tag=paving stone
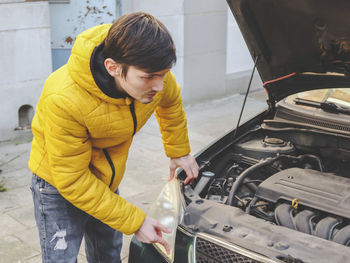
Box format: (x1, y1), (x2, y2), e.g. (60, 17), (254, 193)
(0, 141), (32, 173)
(1, 168), (32, 190)
(0, 195), (20, 213)
(119, 170), (165, 200)
(23, 254), (42, 263)
(0, 213), (26, 237)
(127, 144), (168, 167)
(132, 132), (164, 152)
(0, 186), (33, 213)
(15, 227), (41, 252)
(0, 235), (39, 263)
(7, 205), (36, 228)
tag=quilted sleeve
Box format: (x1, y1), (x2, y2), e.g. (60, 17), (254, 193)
(155, 72), (191, 158)
(43, 94), (145, 235)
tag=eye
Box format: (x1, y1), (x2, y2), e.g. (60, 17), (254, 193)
(142, 76), (154, 80)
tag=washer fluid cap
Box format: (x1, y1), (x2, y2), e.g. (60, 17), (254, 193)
(202, 171), (215, 177)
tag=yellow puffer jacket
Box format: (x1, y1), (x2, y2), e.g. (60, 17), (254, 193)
(28, 24), (190, 234)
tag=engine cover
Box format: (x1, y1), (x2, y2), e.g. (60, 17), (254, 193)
(255, 168), (350, 219)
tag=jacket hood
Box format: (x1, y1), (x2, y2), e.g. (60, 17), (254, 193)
(67, 24), (132, 105)
(227, 0), (350, 102)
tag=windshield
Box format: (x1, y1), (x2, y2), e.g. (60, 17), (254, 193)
(286, 88), (350, 109)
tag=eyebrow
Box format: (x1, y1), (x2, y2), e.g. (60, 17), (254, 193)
(148, 73), (164, 76)
(144, 72), (166, 77)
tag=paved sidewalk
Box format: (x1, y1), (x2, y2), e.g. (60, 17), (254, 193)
(0, 91), (267, 263)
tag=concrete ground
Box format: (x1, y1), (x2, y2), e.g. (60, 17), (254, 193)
(0, 90), (267, 263)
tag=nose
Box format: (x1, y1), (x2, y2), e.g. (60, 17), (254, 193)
(152, 79), (164, 92)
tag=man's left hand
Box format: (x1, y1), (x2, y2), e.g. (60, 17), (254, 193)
(169, 154), (199, 184)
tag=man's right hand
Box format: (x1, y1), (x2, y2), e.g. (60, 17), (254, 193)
(135, 216), (172, 254)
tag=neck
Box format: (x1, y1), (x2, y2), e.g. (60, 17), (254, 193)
(114, 77), (127, 95)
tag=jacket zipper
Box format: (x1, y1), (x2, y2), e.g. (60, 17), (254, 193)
(103, 149), (115, 188)
(129, 101), (137, 136)
(103, 102), (137, 188)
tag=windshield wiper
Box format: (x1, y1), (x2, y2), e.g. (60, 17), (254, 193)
(294, 98), (350, 115)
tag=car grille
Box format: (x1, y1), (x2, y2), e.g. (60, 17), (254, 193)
(195, 237), (263, 263)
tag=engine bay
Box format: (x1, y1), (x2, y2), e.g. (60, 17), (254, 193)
(191, 125), (350, 247)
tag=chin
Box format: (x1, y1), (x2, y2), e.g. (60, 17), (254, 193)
(139, 97), (154, 104)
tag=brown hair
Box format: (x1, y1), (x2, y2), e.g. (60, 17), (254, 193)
(104, 12), (176, 77)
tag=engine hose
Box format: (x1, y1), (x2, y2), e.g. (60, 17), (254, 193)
(245, 196), (258, 214)
(226, 156), (279, 206)
(299, 154), (324, 172)
(287, 154), (323, 172)
(246, 197), (274, 221)
(243, 179), (258, 192)
(226, 154), (325, 206)
(215, 154), (238, 178)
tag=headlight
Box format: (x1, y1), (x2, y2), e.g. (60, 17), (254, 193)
(148, 178), (184, 263)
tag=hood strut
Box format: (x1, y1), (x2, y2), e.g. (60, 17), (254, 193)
(233, 56), (259, 139)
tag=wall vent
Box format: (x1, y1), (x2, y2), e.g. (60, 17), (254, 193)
(17, 105), (34, 130)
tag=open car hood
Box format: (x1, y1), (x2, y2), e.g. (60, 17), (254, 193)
(227, 0), (350, 102)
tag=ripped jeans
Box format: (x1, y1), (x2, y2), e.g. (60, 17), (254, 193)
(31, 174), (123, 263)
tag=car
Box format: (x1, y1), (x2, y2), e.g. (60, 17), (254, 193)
(129, 0), (350, 262)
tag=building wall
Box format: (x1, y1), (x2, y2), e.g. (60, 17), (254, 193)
(122, 0), (228, 104)
(0, 1), (52, 140)
(0, 1), (265, 141)
(50, 1), (262, 103)
(226, 7), (263, 94)
(122, 0), (185, 93)
(182, 0), (227, 103)
(226, 8), (253, 74)
(49, 0), (118, 71)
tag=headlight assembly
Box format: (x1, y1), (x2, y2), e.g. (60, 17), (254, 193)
(147, 178), (184, 263)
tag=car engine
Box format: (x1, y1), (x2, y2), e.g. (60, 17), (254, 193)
(195, 130), (350, 247)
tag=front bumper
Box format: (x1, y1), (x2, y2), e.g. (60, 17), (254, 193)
(129, 189), (350, 263)
(128, 226), (278, 263)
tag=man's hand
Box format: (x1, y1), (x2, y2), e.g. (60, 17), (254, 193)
(135, 216), (172, 254)
(169, 154), (199, 184)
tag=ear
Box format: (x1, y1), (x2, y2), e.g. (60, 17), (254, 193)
(104, 58), (122, 77)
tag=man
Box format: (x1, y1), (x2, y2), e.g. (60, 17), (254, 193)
(29, 12), (198, 262)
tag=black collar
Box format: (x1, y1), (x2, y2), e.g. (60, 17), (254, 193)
(90, 41), (126, 99)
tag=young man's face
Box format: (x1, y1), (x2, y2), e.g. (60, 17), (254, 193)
(115, 66), (169, 104)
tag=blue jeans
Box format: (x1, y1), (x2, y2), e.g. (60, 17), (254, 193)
(31, 174), (123, 263)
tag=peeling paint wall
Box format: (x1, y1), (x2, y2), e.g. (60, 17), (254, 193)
(0, 1), (52, 141)
(49, 0), (118, 70)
